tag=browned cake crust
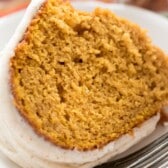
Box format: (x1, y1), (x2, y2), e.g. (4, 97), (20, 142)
(10, 0), (168, 150)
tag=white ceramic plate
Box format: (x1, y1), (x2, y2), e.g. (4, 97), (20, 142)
(0, 2), (168, 167)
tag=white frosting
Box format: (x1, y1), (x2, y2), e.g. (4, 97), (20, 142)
(0, 0), (161, 167)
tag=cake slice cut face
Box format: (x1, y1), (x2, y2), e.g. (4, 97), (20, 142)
(10, 0), (168, 151)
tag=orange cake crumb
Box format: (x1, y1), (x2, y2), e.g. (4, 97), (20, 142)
(10, 0), (168, 150)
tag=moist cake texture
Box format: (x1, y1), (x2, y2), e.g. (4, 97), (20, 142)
(10, 0), (168, 150)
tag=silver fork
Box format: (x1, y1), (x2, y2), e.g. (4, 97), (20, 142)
(95, 133), (168, 168)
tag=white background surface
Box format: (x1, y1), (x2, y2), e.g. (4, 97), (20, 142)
(0, 2), (168, 167)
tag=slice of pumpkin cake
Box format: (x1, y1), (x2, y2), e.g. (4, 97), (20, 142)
(0, 0), (168, 168)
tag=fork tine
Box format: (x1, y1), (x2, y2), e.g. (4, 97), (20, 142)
(135, 147), (168, 168)
(95, 133), (168, 168)
(144, 150), (168, 168)
(158, 158), (168, 168)
(129, 139), (168, 168)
